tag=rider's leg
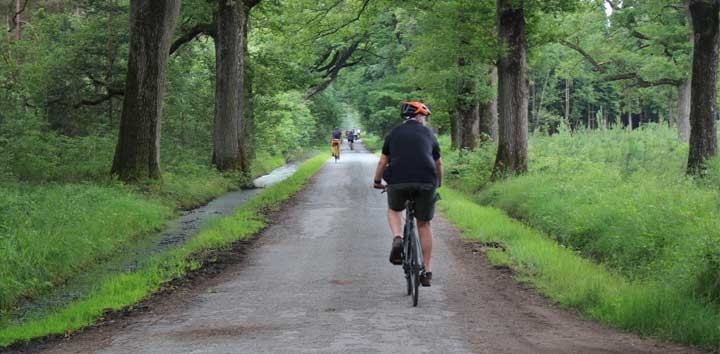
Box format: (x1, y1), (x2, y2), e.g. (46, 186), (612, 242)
(417, 220), (433, 272)
(387, 208), (403, 237)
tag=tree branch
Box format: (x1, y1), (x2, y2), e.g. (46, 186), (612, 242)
(559, 40), (682, 88)
(559, 39), (606, 72)
(631, 30), (651, 41)
(305, 37), (364, 99)
(85, 73), (124, 96)
(305, 0), (344, 26)
(8, 0), (29, 33)
(73, 92), (123, 108)
(245, 0), (262, 9)
(169, 22), (215, 55)
(602, 72), (681, 87)
(313, 0), (370, 40)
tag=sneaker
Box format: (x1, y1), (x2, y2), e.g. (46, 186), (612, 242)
(389, 236), (403, 265)
(419, 272), (432, 287)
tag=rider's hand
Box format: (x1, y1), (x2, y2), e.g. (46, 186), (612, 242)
(373, 180), (385, 190)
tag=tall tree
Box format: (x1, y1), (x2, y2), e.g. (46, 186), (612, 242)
(492, 0), (528, 178)
(686, 0), (719, 174)
(111, 0), (181, 181)
(212, 0), (260, 173)
(456, 55), (480, 150)
(678, 5), (693, 143)
(478, 67), (498, 141)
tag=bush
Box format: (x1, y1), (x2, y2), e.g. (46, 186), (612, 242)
(0, 131), (113, 183)
(475, 124), (720, 302)
(440, 135), (496, 193)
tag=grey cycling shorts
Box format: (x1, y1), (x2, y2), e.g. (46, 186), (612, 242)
(386, 183), (439, 221)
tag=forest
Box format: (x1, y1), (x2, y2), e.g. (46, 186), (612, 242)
(2, 0), (720, 351)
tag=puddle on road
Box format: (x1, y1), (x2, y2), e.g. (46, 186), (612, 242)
(1, 162), (300, 327)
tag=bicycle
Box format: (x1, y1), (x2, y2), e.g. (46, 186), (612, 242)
(378, 188), (425, 307)
(402, 198), (424, 306)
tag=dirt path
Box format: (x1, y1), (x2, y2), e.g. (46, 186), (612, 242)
(15, 145), (703, 354)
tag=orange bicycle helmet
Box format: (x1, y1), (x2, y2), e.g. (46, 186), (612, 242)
(400, 101), (431, 119)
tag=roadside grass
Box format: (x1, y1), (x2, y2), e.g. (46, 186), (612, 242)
(439, 187), (720, 350)
(0, 184), (173, 311)
(0, 146), (291, 317)
(0, 153), (327, 348)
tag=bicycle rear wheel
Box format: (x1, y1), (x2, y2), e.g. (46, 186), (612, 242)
(407, 235), (420, 306)
(405, 238), (412, 296)
(411, 259), (419, 306)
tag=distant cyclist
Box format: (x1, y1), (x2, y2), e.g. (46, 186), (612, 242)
(346, 129), (355, 150)
(331, 127), (342, 160)
(372, 101), (442, 287)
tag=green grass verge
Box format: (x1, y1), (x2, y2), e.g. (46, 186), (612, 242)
(0, 150), (295, 312)
(0, 153), (327, 348)
(0, 184), (173, 310)
(438, 187), (720, 350)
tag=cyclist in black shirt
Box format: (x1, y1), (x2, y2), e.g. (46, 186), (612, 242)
(372, 101), (442, 287)
(346, 129), (356, 150)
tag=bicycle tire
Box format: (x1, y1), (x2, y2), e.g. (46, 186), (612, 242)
(411, 243), (420, 307)
(413, 269), (420, 306)
(405, 237), (412, 296)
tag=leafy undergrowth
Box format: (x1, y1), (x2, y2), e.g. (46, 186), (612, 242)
(0, 153), (327, 348)
(439, 187), (720, 350)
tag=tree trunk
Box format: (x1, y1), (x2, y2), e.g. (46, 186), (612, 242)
(492, 0), (528, 179)
(678, 3), (693, 141)
(478, 67), (499, 141)
(530, 78), (536, 129)
(667, 89), (674, 128)
(687, 0), (719, 174)
(110, 0), (180, 181)
(239, 13), (255, 175)
(458, 100), (479, 150)
(536, 68), (551, 130)
(456, 71), (479, 149)
(677, 80), (691, 142)
(449, 109), (460, 150)
(564, 78), (571, 124)
(106, 0), (116, 126)
(213, 0), (250, 171)
(14, 0), (21, 41)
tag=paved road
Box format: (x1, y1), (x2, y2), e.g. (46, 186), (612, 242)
(24, 144), (702, 354)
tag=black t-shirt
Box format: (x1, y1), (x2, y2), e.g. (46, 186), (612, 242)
(332, 129), (342, 139)
(381, 120), (441, 185)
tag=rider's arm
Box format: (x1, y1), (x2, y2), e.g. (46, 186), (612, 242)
(432, 135), (442, 187)
(435, 158), (443, 188)
(373, 154), (390, 186)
